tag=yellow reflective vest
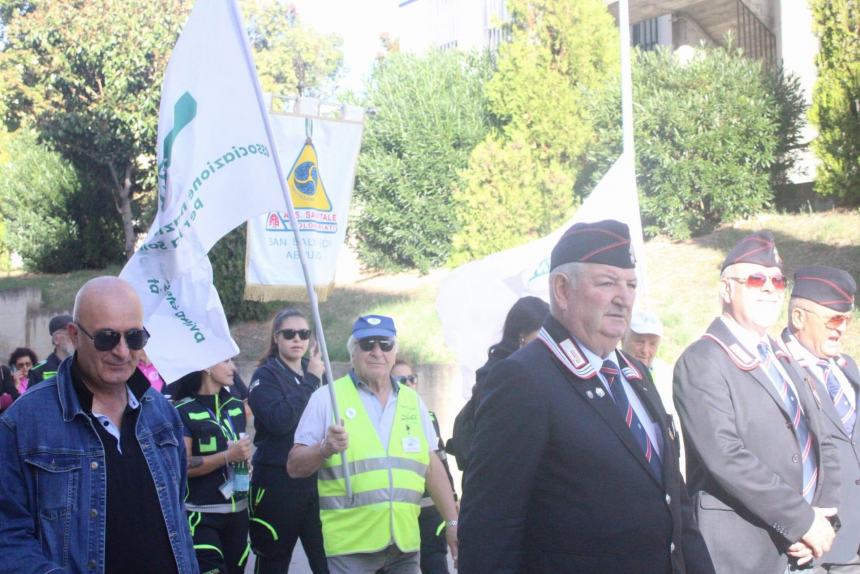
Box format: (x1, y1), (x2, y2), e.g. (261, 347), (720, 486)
(318, 375), (429, 556)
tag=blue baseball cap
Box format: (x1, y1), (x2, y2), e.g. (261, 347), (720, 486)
(352, 314), (396, 339)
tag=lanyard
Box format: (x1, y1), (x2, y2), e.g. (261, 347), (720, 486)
(200, 393), (238, 442)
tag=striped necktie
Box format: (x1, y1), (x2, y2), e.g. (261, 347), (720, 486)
(818, 359), (856, 437)
(601, 360), (662, 483)
(758, 343), (818, 502)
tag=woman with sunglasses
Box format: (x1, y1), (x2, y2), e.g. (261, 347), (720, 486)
(247, 308), (328, 574)
(172, 359), (252, 574)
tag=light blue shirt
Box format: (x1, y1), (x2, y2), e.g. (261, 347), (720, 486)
(294, 370), (438, 451)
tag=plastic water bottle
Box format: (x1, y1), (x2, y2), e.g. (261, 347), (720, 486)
(232, 432), (250, 493)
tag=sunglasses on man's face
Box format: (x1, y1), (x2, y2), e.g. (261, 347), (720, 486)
(75, 323), (150, 352)
(798, 306), (853, 330)
(728, 273), (788, 291)
(395, 375), (417, 385)
(358, 337), (395, 352)
(278, 328), (311, 341)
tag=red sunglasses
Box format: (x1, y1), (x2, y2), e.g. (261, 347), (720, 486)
(728, 273), (788, 291)
(798, 306), (853, 330)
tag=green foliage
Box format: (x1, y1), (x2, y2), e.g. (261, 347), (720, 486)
(209, 225), (278, 322)
(0, 130), (122, 271)
(354, 50), (492, 272)
(581, 45), (791, 239)
(809, 0), (860, 202)
(452, 0), (619, 261)
(0, 0), (191, 257)
(245, 0), (343, 97)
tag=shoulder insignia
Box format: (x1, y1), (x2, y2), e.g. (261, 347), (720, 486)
(701, 333), (758, 371)
(616, 350), (643, 381)
(537, 328), (597, 379)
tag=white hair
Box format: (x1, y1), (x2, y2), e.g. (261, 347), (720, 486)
(548, 261), (587, 316)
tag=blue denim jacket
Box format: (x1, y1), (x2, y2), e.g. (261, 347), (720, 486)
(0, 358), (199, 574)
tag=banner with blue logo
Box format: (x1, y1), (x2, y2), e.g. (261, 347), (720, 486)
(244, 97), (364, 302)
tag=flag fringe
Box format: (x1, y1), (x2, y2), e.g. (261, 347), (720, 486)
(243, 283), (333, 303)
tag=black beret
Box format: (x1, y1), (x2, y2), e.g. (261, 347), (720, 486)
(49, 314), (73, 334)
(792, 265), (856, 312)
(550, 220), (635, 271)
(721, 231), (782, 271)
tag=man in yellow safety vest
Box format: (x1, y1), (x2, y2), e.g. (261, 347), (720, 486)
(288, 314), (459, 574)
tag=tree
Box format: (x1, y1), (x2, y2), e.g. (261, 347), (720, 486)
(452, 0), (619, 262)
(809, 0), (860, 203)
(354, 50), (492, 272)
(0, 0), (343, 265)
(0, 0), (190, 259)
(0, 129), (122, 271)
(580, 45), (802, 239)
(244, 0), (343, 97)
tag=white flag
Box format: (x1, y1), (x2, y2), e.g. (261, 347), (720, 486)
(244, 97), (365, 302)
(120, 0), (285, 382)
(436, 152), (645, 397)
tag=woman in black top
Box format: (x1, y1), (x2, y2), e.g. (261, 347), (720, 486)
(173, 359), (252, 574)
(447, 296), (549, 471)
(248, 308), (328, 573)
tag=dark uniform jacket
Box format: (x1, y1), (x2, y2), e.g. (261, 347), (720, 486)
(459, 315), (714, 574)
(248, 356), (319, 474)
(782, 328), (860, 564)
(175, 389), (247, 507)
(674, 318), (841, 574)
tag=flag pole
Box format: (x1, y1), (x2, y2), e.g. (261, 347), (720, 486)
(227, 0), (351, 496)
(618, 0), (635, 160)
(617, 0), (648, 306)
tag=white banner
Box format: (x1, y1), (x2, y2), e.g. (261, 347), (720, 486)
(120, 0), (285, 383)
(244, 98), (365, 302)
(436, 152), (645, 397)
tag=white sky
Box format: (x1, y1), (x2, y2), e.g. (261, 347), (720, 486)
(289, 0), (402, 93)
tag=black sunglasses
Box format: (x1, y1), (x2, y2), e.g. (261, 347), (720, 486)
(278, 328), (311, 341)
(358, 337), (395, 352)
(75, 323), (150, 352)
(395, 375), (417, 385)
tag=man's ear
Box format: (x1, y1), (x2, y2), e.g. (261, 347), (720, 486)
(718, 277), (732, 305)
(550, 273), (569, 313)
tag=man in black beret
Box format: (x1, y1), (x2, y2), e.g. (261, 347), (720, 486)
(459, 219), (714, 574)
(781, 265), (859, 573)
(674, 232), (841, 573)
(28, 313), (75, 385)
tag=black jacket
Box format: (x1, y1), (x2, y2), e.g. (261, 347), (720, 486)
(459, 315), (714, 574)
(248, 355), (319, 479)
(175, 389), (247, 507)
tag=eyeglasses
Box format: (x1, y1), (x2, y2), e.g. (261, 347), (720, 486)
(797, 306), (853, 330)
(727, 273), (788, 291)
(278, 329), (311, 341)
(358, 337), (395, 352)
(395, 375), (417, 385)
(75, 323), (150, 352)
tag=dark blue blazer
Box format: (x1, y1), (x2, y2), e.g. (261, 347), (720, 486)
(459, 316), (714, 574)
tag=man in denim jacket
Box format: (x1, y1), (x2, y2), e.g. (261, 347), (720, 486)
(0, 276), (198, 574)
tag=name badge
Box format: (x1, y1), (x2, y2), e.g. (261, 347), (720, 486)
(219, 478), (234, 500)
(402, 436), (421, 453)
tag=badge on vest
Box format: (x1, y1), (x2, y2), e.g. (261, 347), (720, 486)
(402, 436), (421, 453)
(345, 407), (356, 419)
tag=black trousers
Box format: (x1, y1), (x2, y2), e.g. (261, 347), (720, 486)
(188, 509), (249, 574)
(249, 464), (328, 574)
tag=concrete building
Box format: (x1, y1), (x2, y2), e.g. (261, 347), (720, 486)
(607, 0), (820, 184)
(397, 0), (819, 185)
(396, 0), (509, 54)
